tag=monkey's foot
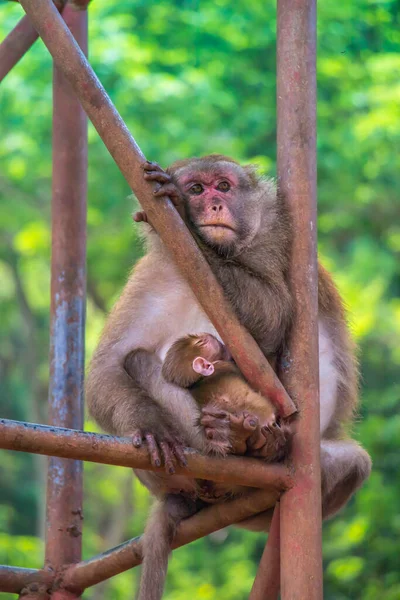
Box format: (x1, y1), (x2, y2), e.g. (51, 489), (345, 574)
(228, 411), (259, 455)
(141, 160), (185, 218)
(247, 420), (292, 462)
(200, 407), (232, 456)
(131, 429), (188, 474)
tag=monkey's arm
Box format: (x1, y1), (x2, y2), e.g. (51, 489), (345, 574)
(214, 265), (293, 358)
(124, 348), (207, 453)
(86, 353), (189, 471)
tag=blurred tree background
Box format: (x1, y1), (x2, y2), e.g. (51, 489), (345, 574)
(0, 0), (399, 598)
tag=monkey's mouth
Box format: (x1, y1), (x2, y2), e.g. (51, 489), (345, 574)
(198, 224), (236, 232)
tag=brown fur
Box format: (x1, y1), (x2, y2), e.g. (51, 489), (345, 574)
(86, 155), (371, 600)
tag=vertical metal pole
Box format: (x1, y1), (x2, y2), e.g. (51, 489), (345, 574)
(45, 2), (87, 593)
(277, 0), (323, 599)
(249, 504), (281, 600)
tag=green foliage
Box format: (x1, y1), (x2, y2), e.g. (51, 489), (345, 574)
(0, 1), (399, 599)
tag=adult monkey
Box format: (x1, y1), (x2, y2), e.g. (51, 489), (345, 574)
(86, 154), (371, 526)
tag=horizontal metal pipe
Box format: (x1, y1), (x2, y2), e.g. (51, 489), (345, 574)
(18, 0), (296, 419)
(0, 419), (293, 491)
(0, 567), (52, 595)
(62, 488), (279, 591)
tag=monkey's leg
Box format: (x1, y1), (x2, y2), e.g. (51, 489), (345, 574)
(321, 439), (371, 519)
(139, 494), (199, 600)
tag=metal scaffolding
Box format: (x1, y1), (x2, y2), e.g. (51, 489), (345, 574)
(0, 1), (322, 598)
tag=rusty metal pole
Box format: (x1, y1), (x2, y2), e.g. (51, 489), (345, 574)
(0, 419), (293, 491)
(0, 2), (65, 83)
(0, 15), (38, 82)
(45, 2), (88, 594)
(62, 488), (280, 591)
(277, 0), (323, 599)
(249, 504), (281, 600)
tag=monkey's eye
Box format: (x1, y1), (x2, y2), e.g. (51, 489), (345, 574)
(217, 181), (230, 192)
(189, 184), (204, 195)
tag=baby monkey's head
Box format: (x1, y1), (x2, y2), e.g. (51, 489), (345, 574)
(162, 333), (231, 388)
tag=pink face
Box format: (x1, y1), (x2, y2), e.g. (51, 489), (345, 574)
(176, 163), (251, 252)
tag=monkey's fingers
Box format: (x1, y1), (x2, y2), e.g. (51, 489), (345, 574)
(200, 414), (230, 429)
(152, 183), (182, 203)
(243, 414), (259, 431)
(143, 170), (171, 184)
(145, 433), (162, 468)
(131, 430), (143, 447)
(201, 407), (229, 419)
(160, 442), (176, 474)
(247, 428), (269, 452)
(172, 443), (188, 468)
(261, 421), (281, 438)
(133, 211), (148, 223)
(141, 160), (162, 171)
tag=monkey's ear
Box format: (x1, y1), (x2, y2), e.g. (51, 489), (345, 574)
(192, 357), (215, 377)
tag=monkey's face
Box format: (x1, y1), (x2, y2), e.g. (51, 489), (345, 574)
(171, 158), (260, 256)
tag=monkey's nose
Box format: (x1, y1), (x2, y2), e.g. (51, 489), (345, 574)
(211, 204), (223, 213)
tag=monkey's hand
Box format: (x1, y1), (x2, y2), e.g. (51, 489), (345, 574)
(200, 406), (233, 457)
(246, 419), (292, 462)
(140, 160), (186, 221)
(200, 405), (259, 456)
(228, 411), (260, 455)
(132, 424), (188, 475)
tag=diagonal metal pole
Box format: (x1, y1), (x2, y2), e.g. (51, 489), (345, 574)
(44, 2), (88, 594)
(18, 0), (296, 419)
(0, 488), (281, 594)
(277, 0), (323, 598)
(0, 2), (65, 83)
(0, 15), (38, 82)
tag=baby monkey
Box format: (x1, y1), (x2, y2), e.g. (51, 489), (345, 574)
(162, 333), (291, 461)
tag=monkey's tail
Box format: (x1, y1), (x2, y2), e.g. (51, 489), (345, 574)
(138, 495), (196, 600)
(138, 499), (172, 600)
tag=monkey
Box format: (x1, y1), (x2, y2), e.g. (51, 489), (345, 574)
(86, 155), (371, 600)
(162, 332), (291, 459)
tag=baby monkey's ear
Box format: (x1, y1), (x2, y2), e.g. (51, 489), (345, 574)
(192, 357), (215, 377)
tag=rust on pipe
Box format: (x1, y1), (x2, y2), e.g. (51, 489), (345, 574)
(0, 567), (52, 595)
(0, 419), (294, 491)
(19, 583), (50, 600)
(45, 1), (87, 581)
(18, 0), (296, 419)
(277, 0), (323, 598)
(0, 2), (65, 83)
(62, 488), (279, 591)
(0, 15), (38, 82)
(249, 503), (281, 600)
